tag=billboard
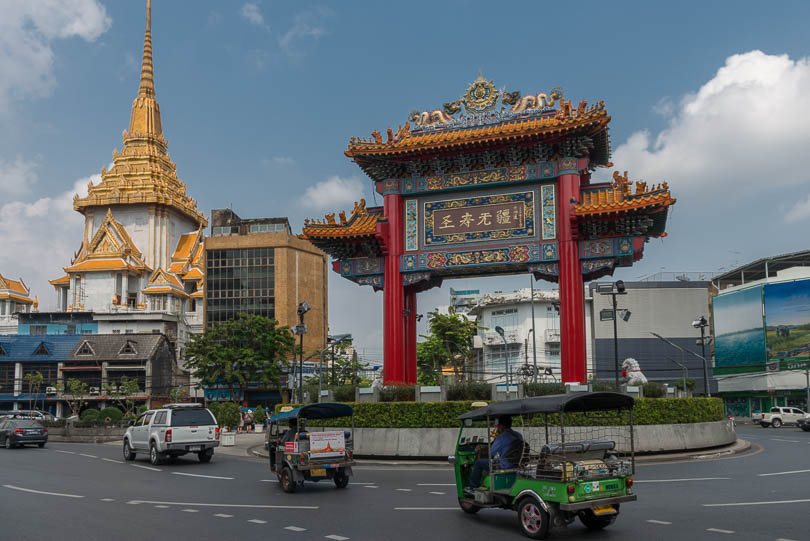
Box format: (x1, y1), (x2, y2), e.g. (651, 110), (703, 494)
(713, 286), (765, 367)
(764, 280), (810, 360)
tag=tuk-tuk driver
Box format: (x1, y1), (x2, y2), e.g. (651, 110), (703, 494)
(281, 418), (298, 443)
(467, 415), (523, 491)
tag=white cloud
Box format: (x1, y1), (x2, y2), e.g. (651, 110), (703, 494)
(239, 3), (269, 31)
(606, 51), (810, 200)
(279, 8), (333, 56)
(0, 170), (100, 309)
(272, 156), (295, 165)
(785, 194), (810, 223)
(0, 157), (39, 198)
(298, 176), (365, 211)
(0, 0), (111, 112)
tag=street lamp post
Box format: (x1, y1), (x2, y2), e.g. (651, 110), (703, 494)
(495, 326), (510, 399)
(692, 316), (712, 397)
(295, 301), (311, 403)
(529, 276), (538, 383)
(597, 281), (629, 391)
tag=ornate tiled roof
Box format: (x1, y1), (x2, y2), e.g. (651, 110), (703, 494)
(0, 273), (29, 295)
(49, 275), (70, 286)
(0, 293), (34, 304)
(62, 209), (150, 275)
(64, 259), (143, 273)
(575, 171), (676, 218)
(302, 199), (382, 240)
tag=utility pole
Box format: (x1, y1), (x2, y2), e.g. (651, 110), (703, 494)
(530, 276), (538, 383)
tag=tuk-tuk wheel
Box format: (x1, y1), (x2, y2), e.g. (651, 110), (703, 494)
(281, 466), (297, 493)
(334, 472), (349, 488)
(458, 498), (480, 514)
(578, 508), (617, 530)
(517, 497), (550, 539)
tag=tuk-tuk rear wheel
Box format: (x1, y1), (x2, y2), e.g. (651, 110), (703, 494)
(281, 466), (297, 493)
(458, 498), (480, 514)
(334, 472), (349, 488)
(517, 497), (550, 539)
(579, 509), (616, 530)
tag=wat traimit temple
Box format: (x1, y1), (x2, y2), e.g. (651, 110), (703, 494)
(49, 0), (206, 348)
(0, 273), (35, 334)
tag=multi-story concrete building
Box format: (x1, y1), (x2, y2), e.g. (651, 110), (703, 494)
(205, 208), (328, 359)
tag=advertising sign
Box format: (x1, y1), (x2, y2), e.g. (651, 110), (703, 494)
(713, 286), (766, 367)
(764, 280), (810, 360)
(284, 441), (298, 453)
(310, 431), (346, 459)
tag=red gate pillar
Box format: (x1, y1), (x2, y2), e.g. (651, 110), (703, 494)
(404, 289), (417, 385)
(383, 193), (406, 384)
(557, 173), (587, 383)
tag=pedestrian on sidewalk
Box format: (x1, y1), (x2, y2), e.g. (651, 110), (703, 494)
(237, 411), (244, 434)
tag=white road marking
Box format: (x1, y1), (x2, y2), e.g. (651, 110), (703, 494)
(260, 479), (279, 483)
(363, 485), (379, 488)
(757, 469), (810, 477)
(647, 520), (672, 525)
(79, 453), (98, 458)
(102, 458), (123, 464)
(325, 535), (349, 540)
(771, 438), (800, 443)
(396, 489), (412, 492)
(704, 498), (810, 507)
(3, 485), (83, 499)
(127, 499), (318, 509)
(100, 498), (115, 502)
(417, 483), (455, 486)
(349, 482), (375, 485)
(248, 519), (267, 524)
(131, 464), (161, 472)
(285, 526), (307, 532)
(635, 477), (731, 483)
(429, 491), (446, 495)
(214, 514), (233, 518)
(706, 528), (734, 534)
(182, 509), (199, 513)
(54, 450), (75, 455)
(775, 538), (799, 541)
(154, 505), (170, 508)
(172, 472), (234, 480)
(394, 507), (458, 510)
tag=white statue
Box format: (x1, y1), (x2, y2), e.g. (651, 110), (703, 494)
(621, 358), (647, 386)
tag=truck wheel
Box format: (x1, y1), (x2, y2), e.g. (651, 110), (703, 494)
(579, 509), (616, 530)
(802, 426), (810, 432)
(334, 471), (349, 489)
(517, 497), (550, 539)
(458, 498), (480, 514)
(760, 422), (769, 428)
(772, 418), (782, 428)
(123, 440), (136, 461)
(198, 448), (213, 463)
(149, 442), (164, 466)
(281, 466), (297, 493)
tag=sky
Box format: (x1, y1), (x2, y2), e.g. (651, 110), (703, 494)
(2, 0), (810, 365)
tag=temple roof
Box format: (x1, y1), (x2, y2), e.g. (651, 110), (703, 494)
(345, 74), (611, 181)
(301, 199), (385, 258)
(73, 0), (206, 227)
(0, 273), (29, 296)
(575, 171), (676, 219)
(63, 209), (150, 275)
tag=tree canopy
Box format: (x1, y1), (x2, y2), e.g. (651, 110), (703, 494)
(417, 309), (480, 384)
(185, 314), (295, 402)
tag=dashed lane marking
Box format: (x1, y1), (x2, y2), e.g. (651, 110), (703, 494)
(394, 507), (458, 511)
(154, 505), (170, 509)
(131, 464), (161, 472)
(635, 477), (731, 483)
(706, 528), (734, 534)
(79, 453), (98, 458)
(646, 520), (672, 525)
(100, 498), (115, 502)
(417, 483), (455, 486)
(757, 469), (810, 477)
(363, 485), (379, 489)
(102, 458), (123, 464)
(429, 492), (446, 495)
(248, 519), (267, 524)
(349, 482), (375, 485)
(775, 538), (799, 541)
(770, 439), (800, 443)
(260, 479), (279, 482)
(214, 514), (233, 518)
(182, 509), (199, 513)
(127, 500), (318, 509)
(704, 498), (810, 507)
(54, 450), (75, 455)
(325, 536), (350, 540)
(172, 472), (234, 480)
(3, 485), (83, 498)
(285, 526), (307, 532)
(396, 489), (412, 492)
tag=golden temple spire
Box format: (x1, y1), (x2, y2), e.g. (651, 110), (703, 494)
(128, 0), (162, 137)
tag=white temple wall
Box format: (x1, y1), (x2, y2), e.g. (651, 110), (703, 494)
(82, 272), (117, 312)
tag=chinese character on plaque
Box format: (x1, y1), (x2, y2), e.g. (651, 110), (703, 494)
(477, 212), (492, 226)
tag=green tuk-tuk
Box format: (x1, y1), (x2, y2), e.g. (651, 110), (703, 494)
(450, 392), (636, 539)
(267, 403), (355, 493)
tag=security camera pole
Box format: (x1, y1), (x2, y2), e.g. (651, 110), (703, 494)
(494, 326), (510, 399)
(295, 301), (311, 403)
(692, 316), (712, 397)
(597, 281), (628, 392)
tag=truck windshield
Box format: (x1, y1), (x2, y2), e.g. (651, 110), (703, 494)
(170, 409), (215, 427)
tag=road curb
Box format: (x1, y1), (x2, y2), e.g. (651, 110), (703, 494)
(635, 438), (752, 463)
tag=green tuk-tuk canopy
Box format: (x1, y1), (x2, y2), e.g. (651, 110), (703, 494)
(269, 402), (354, 422)
(457, 392), (634, 422)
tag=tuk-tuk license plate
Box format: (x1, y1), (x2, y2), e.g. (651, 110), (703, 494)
(189, 446), (201, 452)
(592, 505), (616, 516)
(311, 468), (326, 477)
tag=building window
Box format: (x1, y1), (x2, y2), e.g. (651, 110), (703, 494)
(125, 329), (134, 334)
(30, 325), (47, 335)
(112, 329), (121, 334)
(33, 342), (50, 356)
(76, 341), (94, 356)
(491, 308), (518, 332)
(249, 223), (287, 234)
(212, 226), (240, 236)
(205, 247), (275, 326)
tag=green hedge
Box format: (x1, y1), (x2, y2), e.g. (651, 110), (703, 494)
(99, 407), (123, 422)
(275, 398), (724, 428)
(80, 409), (100, 421)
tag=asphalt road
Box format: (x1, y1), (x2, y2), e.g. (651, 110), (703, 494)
(0, 425), (807, 541)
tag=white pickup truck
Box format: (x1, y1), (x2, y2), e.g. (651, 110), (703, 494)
(123, 404), (219, 465)
(759, 406), (809, 428)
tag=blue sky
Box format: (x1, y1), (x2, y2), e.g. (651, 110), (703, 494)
(2, 1), (810, 361)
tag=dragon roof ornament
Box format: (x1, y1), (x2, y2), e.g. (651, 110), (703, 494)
(405, 71), (564, 132)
